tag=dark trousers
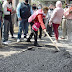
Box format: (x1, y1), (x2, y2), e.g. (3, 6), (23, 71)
(10, 20), (14, 37)
(47, 25), (52, 36)
(30, 22), (34, 32)
(28, 30), (38, 43)
(39, 26), (42, 38)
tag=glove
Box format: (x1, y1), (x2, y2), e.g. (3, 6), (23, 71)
(43, 29), (46, 33)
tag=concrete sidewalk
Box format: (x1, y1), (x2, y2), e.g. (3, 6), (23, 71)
(0, 29), (72, 57)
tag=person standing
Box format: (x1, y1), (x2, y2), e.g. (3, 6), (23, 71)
(0, 0), (3, 45)
(64, 5), (72, 45)
(2, 0), (16, 44)
(9, 0), (16, 38)
(61, 5), (68, 39)
(49, 1), (64, 43)
(45, 4), (54, 37)
(17, 0), (31, 42)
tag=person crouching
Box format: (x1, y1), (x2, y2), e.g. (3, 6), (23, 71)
(27, 7), (48, 46)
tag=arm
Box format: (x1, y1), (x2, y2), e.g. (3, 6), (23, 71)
(49, 9), (57, 26)
(16, 3), (21, 19)
(38, 14), (46, 30)
(0, 3), (3, 19)
(64, 8), (69, 18)
(49, 9), (57, 22)
(30, 6), (33, 15)
(2, 3), (10, 15)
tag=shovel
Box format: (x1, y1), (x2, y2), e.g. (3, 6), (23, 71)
(45, 31), (60, 51)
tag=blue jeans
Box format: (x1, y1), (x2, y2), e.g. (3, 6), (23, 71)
(0, 19), (1, 28)
(18, 19), (29, 39)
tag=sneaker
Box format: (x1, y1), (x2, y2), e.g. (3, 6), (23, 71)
(26, 39), (31, 42)
(44, 34), (47, 37)
(2, 41), (10, 45)
(6, 41), (11, 43)
(53, 40), (58, 43)
(17, 39), (21, 42)
(11, 36), (15, 38)
(2, 40), (11, 45)
(24, 35), (26, 38)
(34, 42), (39, 46)
(60, 37), (65, 39)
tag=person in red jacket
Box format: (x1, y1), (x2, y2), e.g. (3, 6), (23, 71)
(27, 7), (48, 46)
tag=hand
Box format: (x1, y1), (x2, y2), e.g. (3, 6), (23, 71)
(18, 18), (22, 21)
(43, 29), (46, 33)
(11, 10), (16, 14)
(0, 16), (1, 19)
(49, 21), (52, 27)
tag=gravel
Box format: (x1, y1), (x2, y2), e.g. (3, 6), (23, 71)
(0, 46), (72, 72)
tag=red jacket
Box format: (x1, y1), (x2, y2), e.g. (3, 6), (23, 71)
(33, 14), (46, 30)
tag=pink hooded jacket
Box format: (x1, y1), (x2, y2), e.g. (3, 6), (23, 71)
(49, 1), (64, 24)
(28, 9), (43, 23)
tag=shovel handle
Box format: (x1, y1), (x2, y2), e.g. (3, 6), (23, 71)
(45, 32), (60, 51)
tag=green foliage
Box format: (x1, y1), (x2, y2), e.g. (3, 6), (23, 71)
(62, 3), (66, 8)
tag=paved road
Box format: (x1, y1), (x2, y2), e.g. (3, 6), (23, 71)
(0, 30), (72, 72)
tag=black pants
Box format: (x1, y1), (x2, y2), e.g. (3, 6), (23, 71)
(47, 25), (52, 36)
(39, 26), (42, 38)
(27, 30), (38, 43)
(10, 20), (14, 37)
(30, 22), (34, 32)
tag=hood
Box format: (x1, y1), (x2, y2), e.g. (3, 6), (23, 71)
(56, 1), (62, 8)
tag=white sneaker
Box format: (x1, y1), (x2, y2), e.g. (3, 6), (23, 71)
(6, 41), (11, 43)
(17, 39), (21, 42)
(53, 40), (58, 43)
(2, 41), (8, 45)
(2, 41), (11, 45)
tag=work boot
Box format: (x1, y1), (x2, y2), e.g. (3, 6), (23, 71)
(26, 38), (31, 42)
(34, 42), (40, 47)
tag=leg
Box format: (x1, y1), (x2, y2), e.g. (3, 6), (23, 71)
(62, 19), (66, 38)
(66, 19), (72, 42)
(39, 26), (42, 39)
(24, 20), (29, 38)
(34, 31), (38, 46)
(18, 20), (23, 39)
(48, 25), (52, 37)
(10, 19), (14, 37)
(53, 23), (60, 41)
(27, 30), (34, 42)
(30, 22), (34, 32)
(2, 19), (10, 42)
(0, 19), (1, 45)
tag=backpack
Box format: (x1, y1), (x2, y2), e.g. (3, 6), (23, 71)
(20, 2), (31, 19)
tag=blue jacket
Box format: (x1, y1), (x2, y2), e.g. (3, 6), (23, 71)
(17, 2), (33, 19)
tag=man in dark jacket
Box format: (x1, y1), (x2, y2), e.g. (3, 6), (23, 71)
(17, 0), (31, 42)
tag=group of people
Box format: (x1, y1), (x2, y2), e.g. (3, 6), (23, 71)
(0, 0), (72, 46)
